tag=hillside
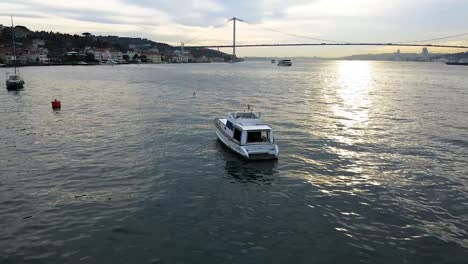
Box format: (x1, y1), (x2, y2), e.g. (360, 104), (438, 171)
(0, 25), (229, 60)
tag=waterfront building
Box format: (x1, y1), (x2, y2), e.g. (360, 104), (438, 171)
(95, 48), (112, 61)
(173, 50), (190, 63)
(0, 47), (27, 65)
(422, 47), (429, 56)
(27, 52), (49, 64)
(123, 51), (139, 61)
(110, 50), (123, 63)
(422, 47), (429, 55)
(141, 51), (161, 63)
(211, 57), (225, 62)
(85, 48), (112, 62)
(0, 49), (16, 65)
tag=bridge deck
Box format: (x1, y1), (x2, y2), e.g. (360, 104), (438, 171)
(184, 43), (468, 49)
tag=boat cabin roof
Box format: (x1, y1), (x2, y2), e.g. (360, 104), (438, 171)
(8, 75), (21, 80)
(241, 125), (272, 131)
(225, 112), (272, 131)
(230, 112), (259, 119)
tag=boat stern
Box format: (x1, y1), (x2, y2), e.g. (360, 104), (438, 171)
(242, 144), (279, 160)
(6, 80), (24, 90)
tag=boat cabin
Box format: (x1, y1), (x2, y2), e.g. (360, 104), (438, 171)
(8, 75), (22, 81)
(224, 112), (274, 145)
(277, 59), (292, 66)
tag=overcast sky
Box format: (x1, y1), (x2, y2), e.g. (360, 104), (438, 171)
(1, 0), (467, 57)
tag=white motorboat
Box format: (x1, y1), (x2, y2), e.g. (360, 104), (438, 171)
(277, 59), (292, 66)
(214, 111), (279, 160)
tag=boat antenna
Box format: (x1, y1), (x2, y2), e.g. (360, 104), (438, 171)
(11, 15), (17, 75)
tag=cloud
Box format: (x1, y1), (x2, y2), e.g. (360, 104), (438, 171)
(0, 0), (467, 57)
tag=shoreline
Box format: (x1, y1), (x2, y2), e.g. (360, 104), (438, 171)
(0, 62), (226, 68)
(0, 63), (141, 68)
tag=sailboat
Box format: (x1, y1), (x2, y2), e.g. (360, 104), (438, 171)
(5, 16), (25, 90)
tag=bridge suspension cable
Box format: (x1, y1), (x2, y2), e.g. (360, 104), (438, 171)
(243, 19), (468, 45)
(395, 32), (468, 44)
(183, 20), (229, 44)
(182, 17), (468, 52)
(242, 20), (351, 43)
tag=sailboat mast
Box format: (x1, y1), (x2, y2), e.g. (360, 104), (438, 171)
(11, 15), (17, 75)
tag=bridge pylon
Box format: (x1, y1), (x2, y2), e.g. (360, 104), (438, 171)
(228, 17), (244, 60)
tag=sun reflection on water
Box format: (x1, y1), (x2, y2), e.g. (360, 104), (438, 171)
(302, 61), (379, 188)
(318, 61), (376, 166)
(333, 60), (372, 126)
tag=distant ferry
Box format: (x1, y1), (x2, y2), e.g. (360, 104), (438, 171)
(446, 62), (468, 66)
(277, 59), (292, 66)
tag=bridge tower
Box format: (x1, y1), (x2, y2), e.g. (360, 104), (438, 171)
(181, 42), (184, 63)
(229, 17), (244, 60)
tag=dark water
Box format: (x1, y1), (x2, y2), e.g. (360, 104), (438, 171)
(1, 61), (467, 263)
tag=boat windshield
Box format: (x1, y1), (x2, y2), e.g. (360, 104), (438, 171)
(233, 112), (258, 119)
(247, 130), (270, 143)
(8, 75), (21, 80)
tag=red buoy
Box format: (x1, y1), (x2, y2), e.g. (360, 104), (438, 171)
(51, 99), (61, 110)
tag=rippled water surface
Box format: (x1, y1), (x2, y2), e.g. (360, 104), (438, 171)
(1, 61), (467, 263)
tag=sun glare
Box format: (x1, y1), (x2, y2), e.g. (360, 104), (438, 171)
(334, 61), (372, 125)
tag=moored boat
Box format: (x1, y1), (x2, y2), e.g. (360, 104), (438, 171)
(5, 16), (25, 90)
(277, 59), (292, 66)
(214, 111), (279, 160)
(446, 62), (468, 66)
(6, 74), (24, 90)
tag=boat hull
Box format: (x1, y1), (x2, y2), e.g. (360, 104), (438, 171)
(214, 118), (279, 160)
(446, 62), (468, 66)
(6, 80), (24, 90)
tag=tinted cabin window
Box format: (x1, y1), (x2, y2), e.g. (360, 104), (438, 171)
(247, 130), (270, 143)
(233, 128), (242, 142)
(226, 120), (233, 130)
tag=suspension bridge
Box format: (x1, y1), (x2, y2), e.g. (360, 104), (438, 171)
(182, 17), (468, 58)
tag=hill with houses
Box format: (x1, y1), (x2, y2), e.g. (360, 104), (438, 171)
(0, 24), (231, 65)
